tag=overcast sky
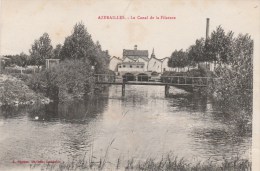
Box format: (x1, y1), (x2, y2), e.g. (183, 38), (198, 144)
(0, 0), (259, 59)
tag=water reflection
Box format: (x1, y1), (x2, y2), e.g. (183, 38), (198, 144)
(0, 85), (251, 169)
(26, 95), (109, 123)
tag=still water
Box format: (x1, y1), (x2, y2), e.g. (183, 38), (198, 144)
(0, 85), (251, 169)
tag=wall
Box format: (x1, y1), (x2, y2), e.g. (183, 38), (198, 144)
(136, 58), (148, 71)
(109, 57), (122, 71)
(161, 58), (170, 72)
(118, 63), (145, 72)
(147, 57), (162, 73)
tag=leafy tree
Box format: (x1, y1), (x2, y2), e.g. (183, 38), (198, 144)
(207, 26), (234, 64)
(4, 53), (29, 67)
(187, 38), (205, 63)
(93, 41), (110, 73)
(18, 52), (29, 67)
(29, 59), (94, 100)
(60, 22), (110, 72)
(168, 49), (189, 71)
(60, 22), (95, 62)
(29, 33), (53, 68)
(52, 44), (62, 59)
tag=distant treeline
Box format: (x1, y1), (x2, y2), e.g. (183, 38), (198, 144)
(168, 26), (253, 70)
(4, 22), (110, 73)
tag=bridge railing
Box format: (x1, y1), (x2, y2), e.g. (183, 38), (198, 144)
(94, 74), (219, 86)
(161, 76), (216, 86)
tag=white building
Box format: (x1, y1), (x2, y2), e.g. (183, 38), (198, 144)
(110, 45), (173, 75)
(109, 56), (122, 71)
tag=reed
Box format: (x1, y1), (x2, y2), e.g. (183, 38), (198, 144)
(32, 153), (251, 171)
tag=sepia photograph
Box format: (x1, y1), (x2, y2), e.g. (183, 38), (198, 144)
(0, 0), (259, 170)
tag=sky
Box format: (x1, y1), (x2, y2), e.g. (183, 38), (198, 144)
(0, 0), (259, 59)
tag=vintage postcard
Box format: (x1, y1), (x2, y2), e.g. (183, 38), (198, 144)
(0, 0), (259, 171)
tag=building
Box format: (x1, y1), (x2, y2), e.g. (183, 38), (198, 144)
(109, 45), (171, 75)
(109, 56), (122, 71)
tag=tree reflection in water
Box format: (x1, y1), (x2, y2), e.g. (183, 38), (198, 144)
(0, 89), (110, 122)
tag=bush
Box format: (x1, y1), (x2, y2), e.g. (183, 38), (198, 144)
(28, 59), (95, 101)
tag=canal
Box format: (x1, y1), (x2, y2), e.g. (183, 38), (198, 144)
(0, 85), (251, 170)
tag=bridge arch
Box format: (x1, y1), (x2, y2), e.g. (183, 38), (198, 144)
(123, 73), (135, 81)
(151, 71), (159, 76)
(137, 73), (149, 81)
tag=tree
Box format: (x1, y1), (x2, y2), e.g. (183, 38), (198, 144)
(187, 38), (205, 63)
(4, 53), (29, 67)
(59, 22), (110, 72)
(52, 44), (62, 59)
(60, 22), (95, 62)
(168, 49), (189, 71)
(29, 33), (53, 68)
(207, 26), (234, 64)
(213, 33), (253, 126)
(18, 52), (29, 67)
(93, 41), (110, 73)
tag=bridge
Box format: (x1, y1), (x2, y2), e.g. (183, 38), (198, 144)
(95, 74), (217, 96)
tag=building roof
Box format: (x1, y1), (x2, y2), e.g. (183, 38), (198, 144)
(123, 49), (148, 57)
(123, 55), (149, 62)
(139, 56), (149, 61)
(110, 56), (122, 61)
(119, 62), (145, 65)
(149, 56), (162, 62)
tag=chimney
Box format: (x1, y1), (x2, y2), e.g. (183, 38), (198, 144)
(134, 45), (137, 50)
(206, 18), (210, 40)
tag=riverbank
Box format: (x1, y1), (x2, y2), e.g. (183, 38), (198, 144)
(0, 74), (50, 106)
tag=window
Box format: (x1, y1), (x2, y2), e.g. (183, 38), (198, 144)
(141, 66), (143, 68)
(130, 65), (132, 68)
(137, 66), (139, 68)
(118, 65), (121, 68)
(123, 65), (126, 68)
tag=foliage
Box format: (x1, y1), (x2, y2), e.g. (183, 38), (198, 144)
(29, 33), (53, 67)
(213, 34), (253, 116)
(30, 153), (251, 171)
(60, 22), (95, 61)
(4, 53), (29, 67)
(52, 44), (62, 59)
(187, 38), (206, 63)
(23, 22), (111, 101)
(28, 59), (95, 101)
(0, 77), (48, 106)
(60, 22), (110, 72)
(168, 49), (189, 69)
(167, 25), (253, 133)
(169, 26), (236, 69)
(207, 26), (234, 63)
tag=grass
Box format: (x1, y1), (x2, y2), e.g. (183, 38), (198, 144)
(27, 153), (251, 171)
